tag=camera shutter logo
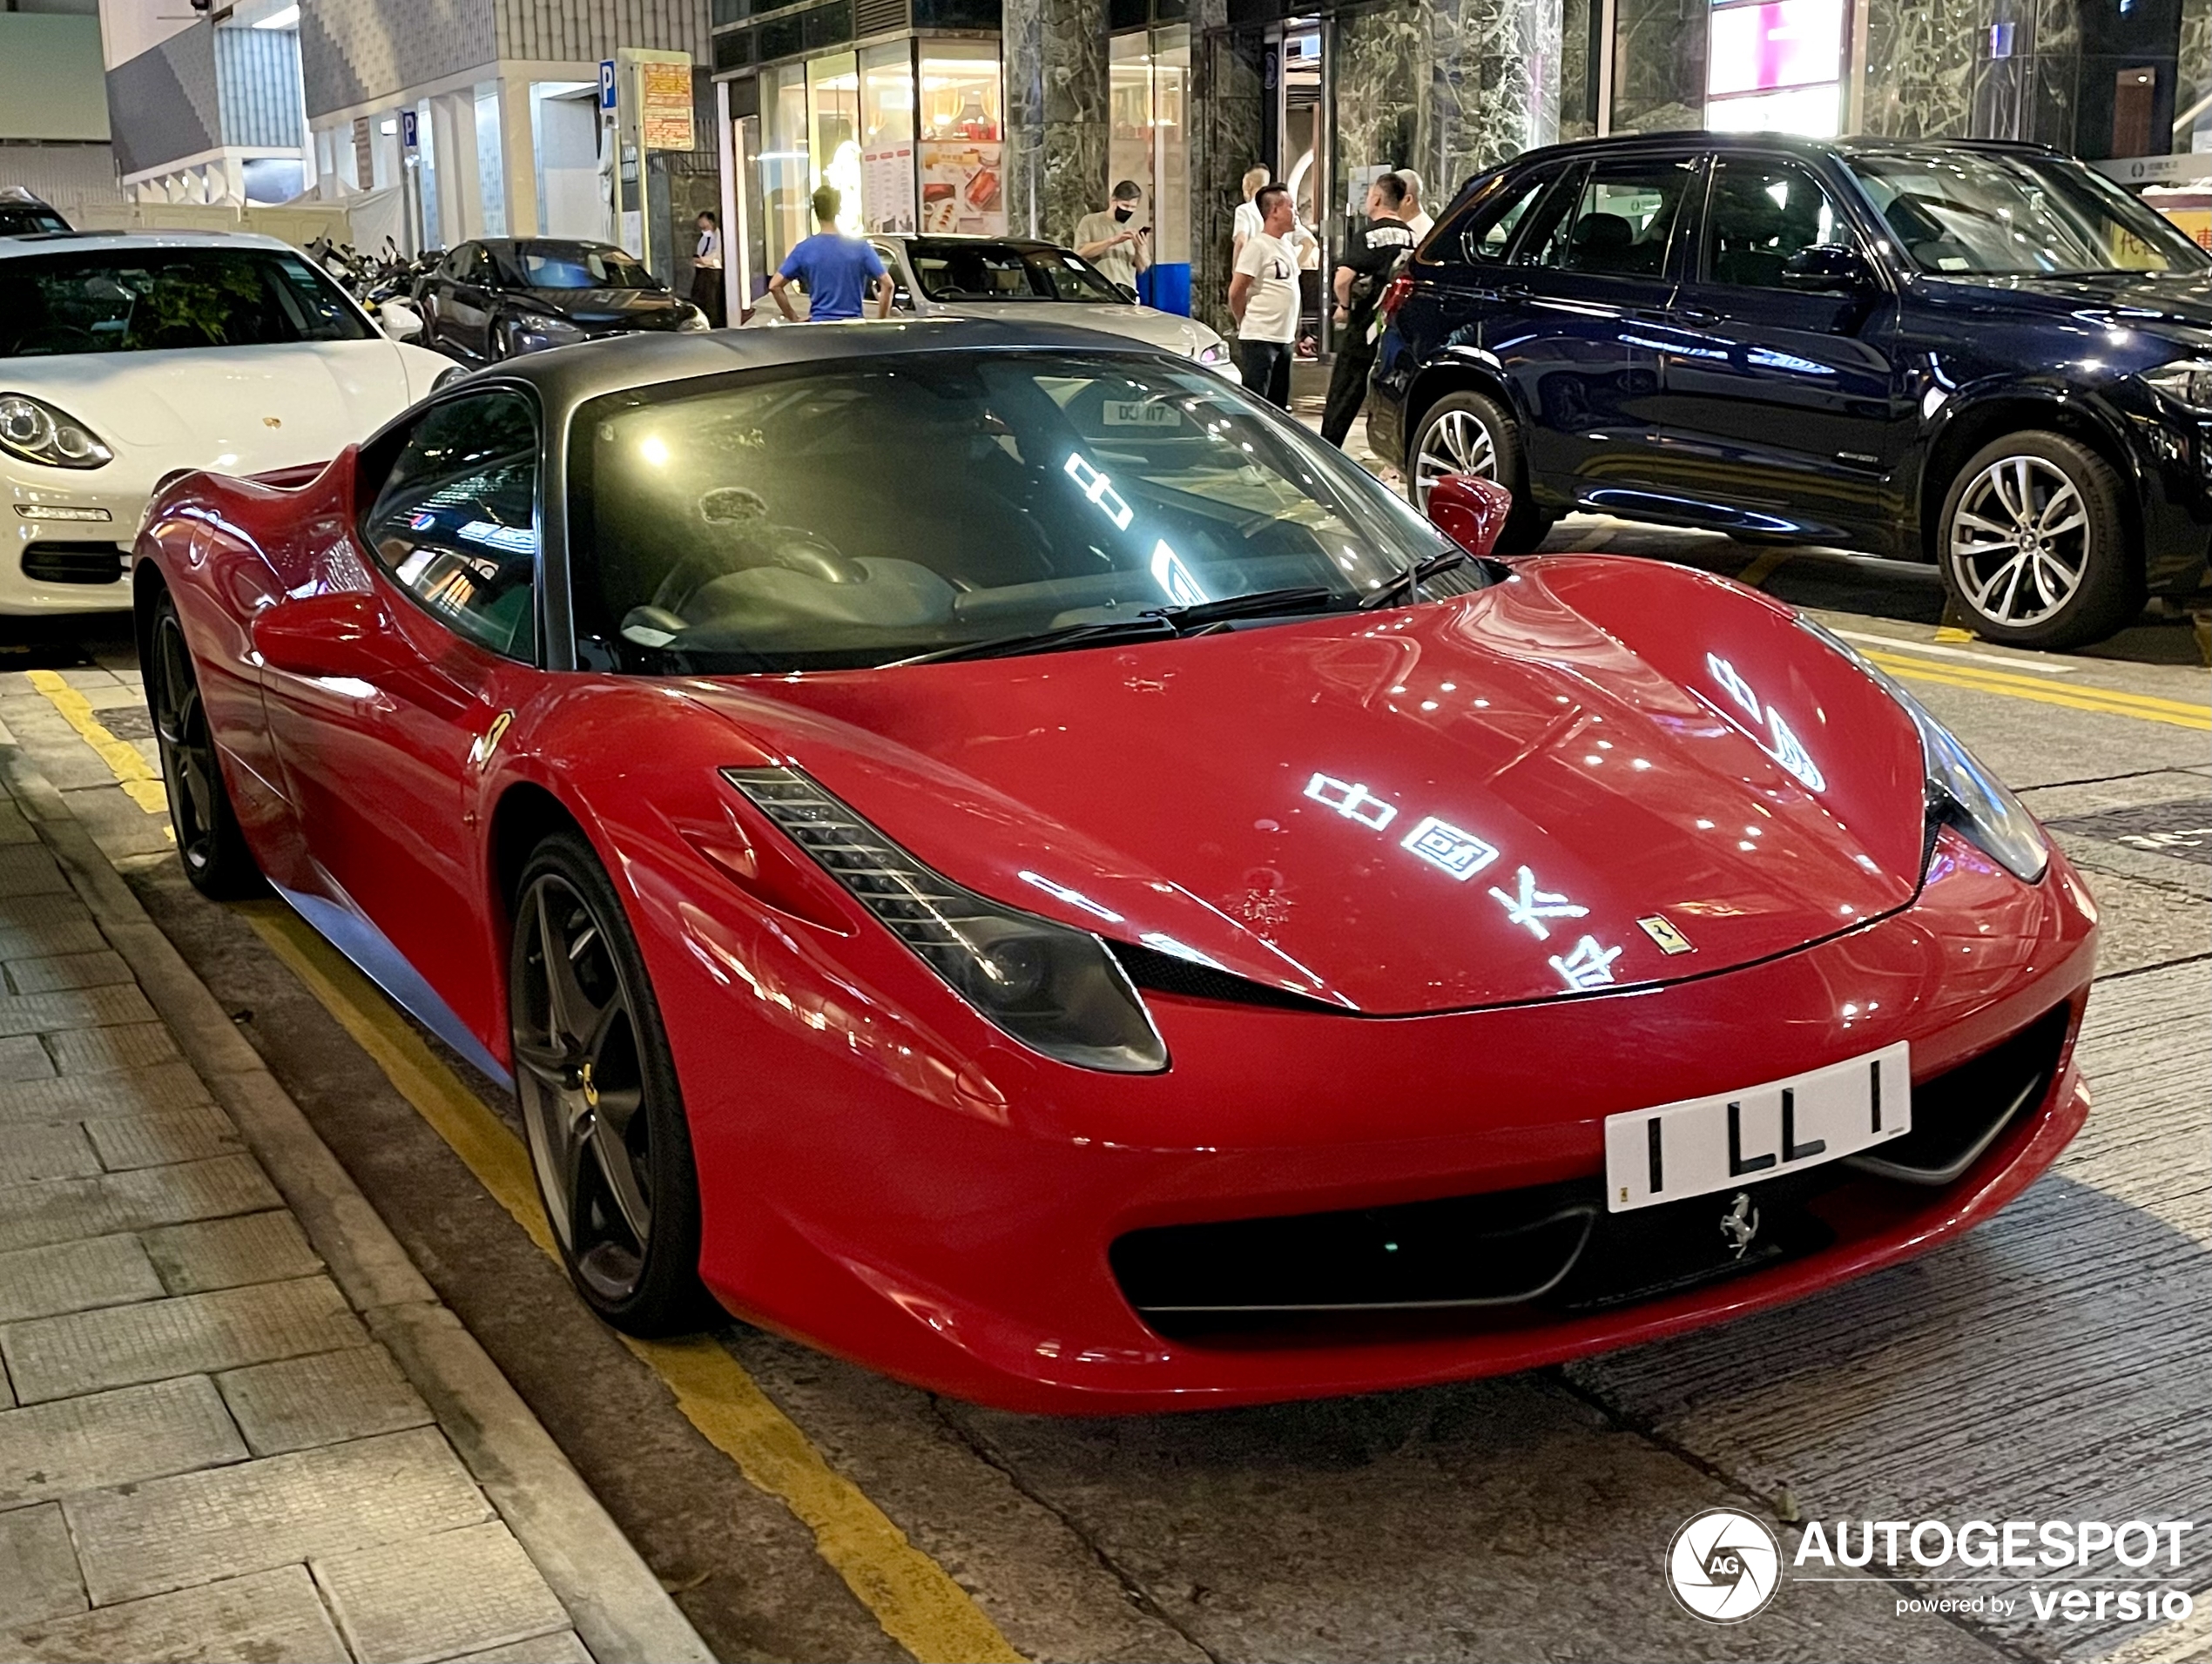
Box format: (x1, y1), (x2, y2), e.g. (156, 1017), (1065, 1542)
(1668, 1508), (1782, 1623)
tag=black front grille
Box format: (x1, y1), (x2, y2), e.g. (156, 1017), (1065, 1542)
(23, 542), (125, 584)
(1110, 1003), (2073, 1344)
(1846, 1002), (2069, 1185)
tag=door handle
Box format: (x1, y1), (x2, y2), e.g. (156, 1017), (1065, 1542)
(1672, 307), (1721, 327)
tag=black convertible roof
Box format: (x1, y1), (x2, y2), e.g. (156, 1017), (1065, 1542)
(464, 316), (1184, 409)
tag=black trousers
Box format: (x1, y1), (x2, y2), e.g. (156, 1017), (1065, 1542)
(1320, 336), (1377, 447)
(690, 266), (726, 328)
(1237, 338), (1292, 408)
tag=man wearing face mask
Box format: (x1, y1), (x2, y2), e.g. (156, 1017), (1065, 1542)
(1075, 180), (1151, 294)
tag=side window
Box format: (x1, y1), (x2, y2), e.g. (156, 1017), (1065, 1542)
(466, 246), (496, 284)
(1704, 158), (1852, 288)
(442, 245), (473, 281)
(1452, 171), (1554, 265)
(362, 392), (540, 662)
(1522, 158), (1699, 279)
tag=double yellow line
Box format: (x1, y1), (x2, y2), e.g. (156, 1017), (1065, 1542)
(25, 670), (172, 814)
(1859, 650), (2212, 731)
(239, 900), (1024, 1664)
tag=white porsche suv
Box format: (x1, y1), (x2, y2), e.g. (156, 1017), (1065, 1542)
(0, 231), (452, 615)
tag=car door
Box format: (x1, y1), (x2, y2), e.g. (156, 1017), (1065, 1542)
(1487, 153), (1703, 507)
(444, 244), (497, 360)
(868, 240), (919, 313)
(260, 387), (543, 1056)
(1643, 152), (1911, 542)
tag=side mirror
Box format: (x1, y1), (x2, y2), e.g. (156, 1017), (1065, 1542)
(378, 300), (424, 341)
(1781, 243), (1871, 292)
(252, 590), (409, 683)
(1116, 284), (1140, 304)
(1425, 474), (1516, 560)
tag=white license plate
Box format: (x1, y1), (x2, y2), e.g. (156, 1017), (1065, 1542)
(1603, 1043), (1911, 1213)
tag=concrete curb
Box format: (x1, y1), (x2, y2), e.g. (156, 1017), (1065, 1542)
(0, 738), (716, 1664)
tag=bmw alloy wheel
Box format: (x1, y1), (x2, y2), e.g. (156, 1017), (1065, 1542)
(511, 871), (658, 1302)
(1413, 408), (1499, 508)
(1946, 454), (2091, 630)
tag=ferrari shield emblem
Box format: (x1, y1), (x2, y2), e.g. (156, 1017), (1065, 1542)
(1637, 914), (1695, 955)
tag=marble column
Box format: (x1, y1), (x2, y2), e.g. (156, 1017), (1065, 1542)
(1418, 0), (1562, 195)
(1189, 0), (1262, 338)
(1003, 0), (1109, 247)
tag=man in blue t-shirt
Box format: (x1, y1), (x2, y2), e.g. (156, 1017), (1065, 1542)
(769, 186), (894, 322)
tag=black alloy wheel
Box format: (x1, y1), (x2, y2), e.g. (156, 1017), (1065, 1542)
(1938, 430), (2138, 650)
(145, 589), (260, 898)
(509, 829), (705, 1335)
(1407, 389), (1555, 554)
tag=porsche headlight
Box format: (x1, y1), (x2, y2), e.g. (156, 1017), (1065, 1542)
(678, 304), (712, 333)
(0, 394), (112, 469)
(724, 767), (1168, 1073)
(1196, 340), (1231, 367)
(1801, 619), (2048, 883)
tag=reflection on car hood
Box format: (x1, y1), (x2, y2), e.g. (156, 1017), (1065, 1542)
(931, 300), (1224, 357)
(1930, 269), (2212, 330)
(686, 558), (1931, 1014)
(0, 339), (421, 477)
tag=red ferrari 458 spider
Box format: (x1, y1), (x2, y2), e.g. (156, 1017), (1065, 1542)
(134, 322), (2097, 1413)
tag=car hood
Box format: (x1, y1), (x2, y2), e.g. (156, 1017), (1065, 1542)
(932, 300), (1226, 359)
(0, 339), (434, 479)
(685, 558), (1932, 1014)
(1924, 268), (2212, 331)
(526, 287), (687, 327)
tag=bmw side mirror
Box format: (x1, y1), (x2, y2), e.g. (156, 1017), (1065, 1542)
(1781, 244), (1871, 292)
(1424, 475), (1515, 560)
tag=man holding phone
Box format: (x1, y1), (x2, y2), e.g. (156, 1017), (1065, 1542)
(1075, 180), (1151, 293)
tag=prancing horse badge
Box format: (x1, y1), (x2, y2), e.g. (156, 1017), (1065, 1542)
(1637, 914), (1694, 954)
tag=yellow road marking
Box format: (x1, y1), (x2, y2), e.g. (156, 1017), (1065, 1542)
(25, 670), (169, 814)
(1861, 651), (2212, 731)
(1933, 625), (1976, 643)
(239, 900), (1025, 1664)
(1733, 549), (1793, 589)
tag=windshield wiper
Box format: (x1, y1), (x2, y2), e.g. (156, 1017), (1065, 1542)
(1153, 586), (1345, 628)
(1360, 549), (1470, 610)
(889, 588), (1348, 666)
(885, 615), (1181, 666)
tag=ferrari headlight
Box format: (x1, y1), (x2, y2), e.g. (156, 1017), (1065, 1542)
(1801, 619), (2048, 883)
(0, 394), (111, 469)
(2141, 359), (2212, 412)
(724, 766), (1168, 1073)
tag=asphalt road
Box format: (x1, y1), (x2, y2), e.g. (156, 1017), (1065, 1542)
(3, 504), (2206, 1664)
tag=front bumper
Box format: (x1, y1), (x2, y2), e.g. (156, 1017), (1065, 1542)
(660, 827), (2098, 1414)
(3, 465), (145, 613)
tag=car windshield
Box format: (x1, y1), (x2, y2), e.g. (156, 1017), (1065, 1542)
(0, 246), (374, 356)
(0, 207), (68, 236)
(907, 240), (1127, 303)
(1844, 152), (2208, 276)
(513, 245), (662, 290)
(570, 350), (1471, 674)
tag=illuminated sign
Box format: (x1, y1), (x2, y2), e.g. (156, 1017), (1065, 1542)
(1399, 816), (1500, 881)
(1706, 653), (1827, 793)
(1150, 541), (1207, 606)
(1304, 772), (1397, 830)
(1548, 935), (1624, 991)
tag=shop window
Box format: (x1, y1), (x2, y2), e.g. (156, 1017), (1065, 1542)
(1704, 0), (1843, 136)
(860, 42), (918, 232)
(917, 43), (1005, 234)
(808, 51), (860, 212)
(760, 63), (811, 272)
(1105, 26), (1190, 308)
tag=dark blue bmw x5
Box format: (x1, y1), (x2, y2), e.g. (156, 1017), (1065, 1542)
(1367, 133), (2212, 649)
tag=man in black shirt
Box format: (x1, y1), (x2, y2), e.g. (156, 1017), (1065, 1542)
(1320, 172), (1415, 448)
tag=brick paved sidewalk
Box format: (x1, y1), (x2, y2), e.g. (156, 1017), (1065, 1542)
(0, 725), (710, 1664)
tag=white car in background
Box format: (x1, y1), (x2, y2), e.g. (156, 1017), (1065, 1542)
(0, 231), (453, 614)
(747, 232), (1236, 374)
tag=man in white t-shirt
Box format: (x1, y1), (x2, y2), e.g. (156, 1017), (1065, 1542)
(1229, 182), (1300, 407)
(1395, 169), (1435, 241)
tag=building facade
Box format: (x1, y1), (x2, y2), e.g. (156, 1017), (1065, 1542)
(96, 0), (307, 206)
